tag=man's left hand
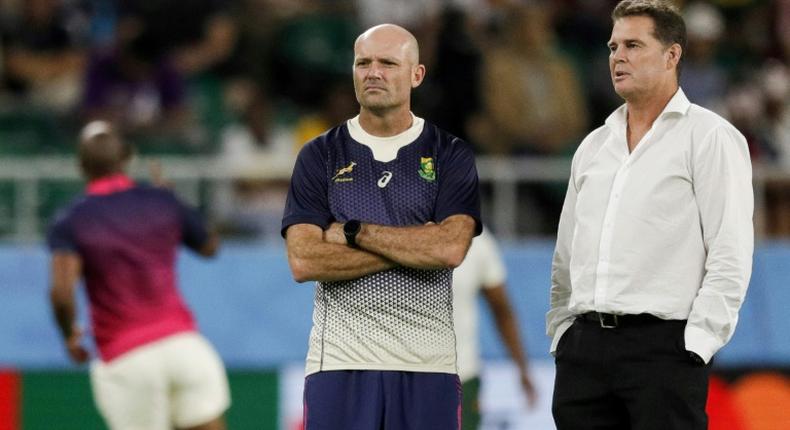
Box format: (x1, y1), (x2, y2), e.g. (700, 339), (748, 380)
(66, 326), (90, 364)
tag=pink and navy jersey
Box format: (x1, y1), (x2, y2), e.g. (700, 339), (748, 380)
(47, 175), (208, 362)
(282, 121), (481, 375)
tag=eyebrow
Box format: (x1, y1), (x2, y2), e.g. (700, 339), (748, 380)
(607, 38), (644, 47)
(355, 55), (401, 64)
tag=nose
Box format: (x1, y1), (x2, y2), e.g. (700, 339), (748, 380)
(366, 63), (384, 79)
(611, 46), (626, 63)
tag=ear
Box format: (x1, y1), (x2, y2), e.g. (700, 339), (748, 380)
(411, 64), (426, 88)
(666, 43), (682, 71)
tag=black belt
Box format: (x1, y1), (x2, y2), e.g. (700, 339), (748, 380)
(578, 312), (672, 328)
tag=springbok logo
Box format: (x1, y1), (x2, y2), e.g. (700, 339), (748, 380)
(332, 161), (357, 182)
(418, 157), (435, 181)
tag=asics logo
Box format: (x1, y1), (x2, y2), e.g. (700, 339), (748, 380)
(378, 171), (393, 188)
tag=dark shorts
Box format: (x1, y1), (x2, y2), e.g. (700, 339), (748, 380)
(303, 370), (462, 430)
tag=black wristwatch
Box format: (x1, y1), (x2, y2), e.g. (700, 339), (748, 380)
(343, 220), (362, 248)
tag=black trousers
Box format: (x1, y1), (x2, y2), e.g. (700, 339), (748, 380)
(552, 316), (710, 430)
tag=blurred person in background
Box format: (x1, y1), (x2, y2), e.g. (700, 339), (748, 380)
(679, 1), (727, 111)
(553, 0), (622, 127)
(453, 226), (537, 430)
(116, 0), (238, 78)
(48, 121), (230, 430)
(215, 83), (295, 239)
(268, 2), (358, 110)
(471, 2), (588, 236)
(282, 24), (480, 429)
(80, 25), (194, 140)
(471, 2), (588, 156)
(548, 1), (753, 429)
(739, 60), (790, 235)
(0, 0), (89, 113)
(418, 5), (482, 145)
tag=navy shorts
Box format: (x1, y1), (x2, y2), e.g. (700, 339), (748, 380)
(303, 370), (462, 430)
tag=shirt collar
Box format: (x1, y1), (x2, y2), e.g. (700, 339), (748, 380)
(86, 173), (135, 195)
(605, 87), (691, 131)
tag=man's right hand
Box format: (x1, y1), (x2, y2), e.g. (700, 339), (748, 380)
(324, 222), (346, 246)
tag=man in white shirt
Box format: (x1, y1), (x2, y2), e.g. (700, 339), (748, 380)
(453, 227), (536, 429)
(547, 1), (753, 429)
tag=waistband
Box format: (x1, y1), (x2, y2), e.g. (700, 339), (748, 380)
(577, 312), (683, 328)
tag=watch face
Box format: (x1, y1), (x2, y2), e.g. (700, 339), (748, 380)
(344, 220), (361, 246)
(344, 220), (361, 235)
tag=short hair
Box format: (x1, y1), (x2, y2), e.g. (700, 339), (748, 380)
(612, 0), (687, 72)
(78, 121), (132, 179)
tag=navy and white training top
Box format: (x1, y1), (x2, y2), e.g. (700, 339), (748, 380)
(282, 115), (481, 375)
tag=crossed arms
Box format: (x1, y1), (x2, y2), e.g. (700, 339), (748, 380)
(285, 214), (477, 283)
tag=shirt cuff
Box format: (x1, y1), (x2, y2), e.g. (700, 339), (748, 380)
(684, 324), (722, 364)
(549, 319), (575, 356)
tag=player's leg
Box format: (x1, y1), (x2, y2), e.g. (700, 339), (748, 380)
(552, 321), (629, 429)
(381, 371), (462, 430)
(165, 333), (231, 430)
(615, 321), (709, 430)
(90, 345), (170, 430)
(303, 370), (383, 430)
(461, 377), (481, 430)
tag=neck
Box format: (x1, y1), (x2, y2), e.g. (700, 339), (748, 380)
(626, 82), (678, 128)
(358, 107), (413, 137)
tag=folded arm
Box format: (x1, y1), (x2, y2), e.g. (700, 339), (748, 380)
(326, 214), (477, 270)
(285, 223), (397, 283)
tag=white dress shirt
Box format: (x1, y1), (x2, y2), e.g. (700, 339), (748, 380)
(547, 88), (753, 363)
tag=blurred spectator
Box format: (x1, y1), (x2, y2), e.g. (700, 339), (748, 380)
(418, 5), (481, 143)
(470, 3), (589, 235)
(81, 27), (194, 140)
(552, 0), (620, 126)
(724, 82), (771, 160)
(471, 3), (588, 155)
(755, 61), (790, 236)
(0, 0), (89, 113)
(269, 4), (358, 109)
(293, 79), (358, 149)
(117, 0), (238, 78)
(215, 83), (294, 239)
(762, 60), (790, 167)
(680, 1), (728, 111)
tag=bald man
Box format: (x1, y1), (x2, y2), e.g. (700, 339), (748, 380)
(282, 24), (481, 429)
(47, 121), (230, 430)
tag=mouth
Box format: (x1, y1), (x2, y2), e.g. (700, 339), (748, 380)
(613, 71), (629, 82)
